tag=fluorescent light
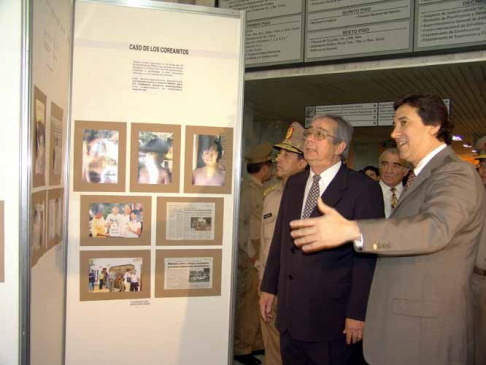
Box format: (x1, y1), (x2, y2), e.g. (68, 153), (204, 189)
(463, 144), (471, 148)
(452, 135), (463, 141)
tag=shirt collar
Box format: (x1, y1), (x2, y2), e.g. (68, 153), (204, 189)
(310, 160), (342, 184)
(414, 144), (447, 176)
(379, 179), (404, 193)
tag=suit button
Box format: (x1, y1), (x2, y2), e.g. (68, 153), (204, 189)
(290, 247), (296, 254)
(288, 275), (294, 280)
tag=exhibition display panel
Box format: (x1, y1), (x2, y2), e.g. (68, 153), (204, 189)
(66, 2), (245, 365)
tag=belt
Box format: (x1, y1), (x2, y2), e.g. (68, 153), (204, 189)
(474, 267), (486, 277)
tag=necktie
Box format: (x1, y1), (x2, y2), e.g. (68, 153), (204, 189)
(302, 175), (321, 218)
(390, 187), (398, 210)
(405, 171), (416, 189)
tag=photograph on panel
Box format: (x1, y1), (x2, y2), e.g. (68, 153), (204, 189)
(155, 249), (222, 298)
(31, 191), (47, 267)
(80, 250), (151, 301)
(47, 188), (63, 250)
(73, 121), (126, 192)
(80, 195), (151, 246)
(184, 126), (233, 194)
(129, 123), (181, 193)
(156, 197), (223, 246)
(49, 102), (64, 185)
(138, 131), (173, 185)
(192, 134), (226, 187)
(88, 256), (144, 293)
(89, 203), (144, 239)
(33, 86), (47, 187)
(82, 129), (119, 184)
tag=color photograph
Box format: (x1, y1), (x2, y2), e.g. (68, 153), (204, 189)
(138, 131), (174, 185)
(82, 129), (119, 184)
(88, 203), (144, 239)
(33, 86), (47, 188)
(73, 121), (126, 192)
(130, 123), (181, 193)
(88, 257), (143, 293)
(80, 250), (151, 301)
(80, 195), (151, 246)
(184, 126), (233, 194)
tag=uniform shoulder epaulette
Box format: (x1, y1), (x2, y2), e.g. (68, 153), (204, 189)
(264, 184), (279, 197)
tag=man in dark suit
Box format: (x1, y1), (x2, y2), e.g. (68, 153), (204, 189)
(290, 94), (486, 365)
(260, 114), (384, 365)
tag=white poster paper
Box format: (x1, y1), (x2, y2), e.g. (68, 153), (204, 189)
(166, 202), (216, 241)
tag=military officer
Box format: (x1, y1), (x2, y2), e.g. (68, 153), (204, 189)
(256, 122), (307, 365)
(235, 142), (273, 365)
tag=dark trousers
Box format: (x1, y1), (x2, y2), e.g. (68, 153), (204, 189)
(280, 330), (367, 365)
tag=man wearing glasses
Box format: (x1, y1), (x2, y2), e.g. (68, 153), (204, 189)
(260, 114), (384, 365)
(378, 148), (409, 218)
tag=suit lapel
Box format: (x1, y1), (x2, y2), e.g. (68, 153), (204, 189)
(290, 170), (309, 220)
(394, 146), (454, 211)
(310, 164), (348, 218)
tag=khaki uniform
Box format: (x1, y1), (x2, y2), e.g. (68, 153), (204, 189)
(234, 175), (265, 356)
(473, 219), (486, 365)
(256, 182), (284, 365)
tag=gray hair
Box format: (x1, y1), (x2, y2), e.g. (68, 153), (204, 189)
(310, 114), (354, 160)
(379, 148), (411, 169)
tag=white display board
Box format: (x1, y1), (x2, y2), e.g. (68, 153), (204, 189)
(220, 0), (304, 67)
(0, 1), (22, 363)
(66, 2), (244, 365)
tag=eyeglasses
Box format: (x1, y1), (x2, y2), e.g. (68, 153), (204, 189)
(303, 128), (338, 141)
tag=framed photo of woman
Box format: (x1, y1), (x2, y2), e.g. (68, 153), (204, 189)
(184, 126), (233, 194)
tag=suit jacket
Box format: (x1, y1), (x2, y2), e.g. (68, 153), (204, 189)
(261, 164), (384, 341)
(359, 146), (486, 365)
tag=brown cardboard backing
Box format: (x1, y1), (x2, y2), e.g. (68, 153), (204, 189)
(129, 123), (181, 193)
(73, 121), (127, 192)
(47, 188), (64, 251)
(49, 102), (64, 186)
(183, 126), (233, 194)
(31, 190), (47, 267)
(156, 197), (223, 246)
(155, 249), (222, 298)
(33, 86), (47, 188)
(80, 250), (151, 301)
(80, 195), (152, 246)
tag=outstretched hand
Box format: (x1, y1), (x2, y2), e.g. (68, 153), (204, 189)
(290, 198), (361, 252)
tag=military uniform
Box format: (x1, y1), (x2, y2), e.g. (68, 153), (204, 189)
(256, 182), (284, 365)
(256, 122), (306, 365)
(234, 143), (273, 361)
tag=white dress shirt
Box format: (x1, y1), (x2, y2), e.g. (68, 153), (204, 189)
(301, 161), (342, 217)
(379, 180), (404, 218)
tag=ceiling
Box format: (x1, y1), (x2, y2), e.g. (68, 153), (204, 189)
(244, 57), (486, 160)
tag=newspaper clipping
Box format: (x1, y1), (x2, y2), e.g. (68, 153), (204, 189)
(164, 257), (213, 290)
(166, 202), (215, 241)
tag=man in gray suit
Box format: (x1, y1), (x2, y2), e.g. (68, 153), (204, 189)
(289, 94), (485, 365)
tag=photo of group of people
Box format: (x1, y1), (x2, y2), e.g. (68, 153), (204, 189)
(88, 203), (144, 238)
(88, 257), (143, 293)
(75, 121), (233, 194)
(80, 250), (151, 301)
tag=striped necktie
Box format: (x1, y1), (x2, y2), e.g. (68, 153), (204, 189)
(390, 187), (398, 210)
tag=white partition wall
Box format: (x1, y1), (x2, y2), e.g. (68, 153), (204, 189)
(0, 1), (22, 362)
(66, 2), (244, 365)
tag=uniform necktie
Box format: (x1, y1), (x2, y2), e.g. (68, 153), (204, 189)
(302, 175), (321, 219)
(405, 171), (416, 189)
(390, 187), (398, 210)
